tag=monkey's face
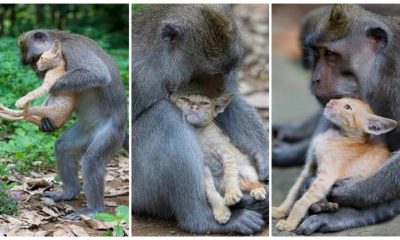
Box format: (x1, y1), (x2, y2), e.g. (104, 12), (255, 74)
(161, 5), (243, 82)
(18, 30), (54, 71)
(306, 5), (388, 105)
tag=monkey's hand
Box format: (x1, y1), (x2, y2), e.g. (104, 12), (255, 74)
(15, 97), (31, 109)
(39, 118), (57, 132)
(328, 178), (356, 207)
(295, 208), (359, 235)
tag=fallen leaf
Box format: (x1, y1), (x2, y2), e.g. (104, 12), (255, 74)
(69, 225), (89, 237)
(53, 228), (75, 237)
(82, 215), (111, 230)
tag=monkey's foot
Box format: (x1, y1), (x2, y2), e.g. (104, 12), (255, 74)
(276, 219), (298, 231)
(272, 207), (288, 219)
(250, 188), (267, 200)
(310, 200), (339, 213)
(65, 208), (100, 221)
(43, 190), (79, 202)
(213, 206), (231, 224)
(224, 189), (243, 206)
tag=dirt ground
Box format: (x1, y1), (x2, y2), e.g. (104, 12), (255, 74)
(0, 154), (129, 237)
(132, 4), (269, 236)
(271, 4), (400, 236)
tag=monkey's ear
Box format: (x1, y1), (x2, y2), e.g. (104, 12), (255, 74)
(215, 92), (235, 114)
(50, 40), (61, 55)
(161, 22), (184, 46)
(362, 114), (397, 135)
(366, 27), (388, 51)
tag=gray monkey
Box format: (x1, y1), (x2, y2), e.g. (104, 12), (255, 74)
(132, 5), (268, 235)
(18, 29), (127, 220)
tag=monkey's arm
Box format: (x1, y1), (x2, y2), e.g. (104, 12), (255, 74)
(329, 152), (400, 208)
(295, 199), (400, 235)
(273, 108), (322, 143)
(50, 59), (111, 94)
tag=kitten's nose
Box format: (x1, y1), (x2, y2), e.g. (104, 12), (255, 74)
(191, 104), (199, 110)
(327, 100), (336, 107)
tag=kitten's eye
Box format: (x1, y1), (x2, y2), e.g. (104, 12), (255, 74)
(344, 104), (352, 110)
(200, 101), (210, 106)
(180, 97), (189, 102)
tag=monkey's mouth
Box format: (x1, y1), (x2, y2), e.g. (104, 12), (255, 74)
(316, 93), (344, 105)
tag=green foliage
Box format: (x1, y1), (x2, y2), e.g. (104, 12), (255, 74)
(0, 37), (128, 177)
(0, 181), (19, 215)
(0, 4), (128, 48)
(94, 205), (129, 237)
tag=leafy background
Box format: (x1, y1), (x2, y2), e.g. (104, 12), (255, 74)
(0, 4), (129, 177)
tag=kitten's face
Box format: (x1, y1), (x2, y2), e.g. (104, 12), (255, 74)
(172, 94), (216, 127)
(36, 40), (63, 71)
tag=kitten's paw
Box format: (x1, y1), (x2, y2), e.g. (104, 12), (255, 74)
(272, 207), (288, 219)
(224, 189), (243, 206)
(214, 206), (231, 224)
(250, 187), (267, 200)
(15, 98), (29, 109)
(276, 219), (297, 231)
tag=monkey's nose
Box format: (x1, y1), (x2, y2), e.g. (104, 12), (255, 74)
(191, 105), (199, 110)
(312, 79), (321, 85)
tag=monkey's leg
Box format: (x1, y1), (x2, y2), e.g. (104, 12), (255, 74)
(43, 123), (87, 203)
(204, 166), (231, 224)
(216, 95), (268, 181)
(65, 120), (122, 220)
(296, 199), (400, 235)
(132, 101), (264, 235)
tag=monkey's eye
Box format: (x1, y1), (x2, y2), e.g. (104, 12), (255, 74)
(200, 101), (210, 106)
(344, 104), (352, 110)
(325, 48), (335, 56)
(180, 97), (189, 102)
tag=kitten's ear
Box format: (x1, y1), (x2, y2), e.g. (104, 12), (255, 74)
(362, 114), (397, 135)
(215, 92), (235, 114)
(51, 40), (61, 55)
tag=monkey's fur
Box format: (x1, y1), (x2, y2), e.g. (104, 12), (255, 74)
(0, 40), (77, 129)
(18, 29), (127, 220)
(132, 5), (268, 234)
(273, 5), (400, 234)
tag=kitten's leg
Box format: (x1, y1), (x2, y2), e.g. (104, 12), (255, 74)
(239, 164), (266, 200)
(15, 83), (52, 108)
(221, 149), (242, 206)
(276, 174), (337, 231)
(204, 166), (231, 224)
(272, 161), (312, 219)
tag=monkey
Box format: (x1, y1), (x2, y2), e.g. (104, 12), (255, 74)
(18, 29), (127, 220)
(0, 40), (77, 129)
(272, 4), (400, 167)
(272, 4), (400, 234)
(132, 5), (268, 235)
(273, 98), (397, 231)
